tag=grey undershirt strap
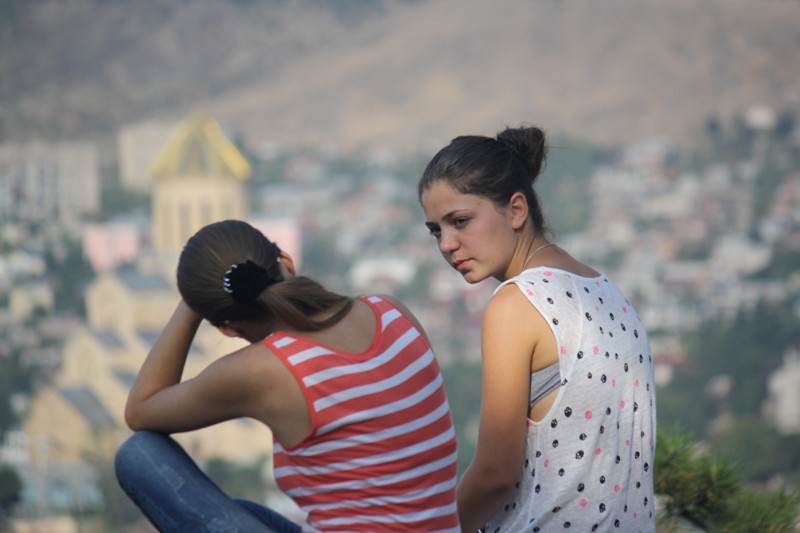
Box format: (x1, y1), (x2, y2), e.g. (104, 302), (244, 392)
(529, 363), (562, 408)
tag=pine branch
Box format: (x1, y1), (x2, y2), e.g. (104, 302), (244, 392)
(655, 426), (800, 532)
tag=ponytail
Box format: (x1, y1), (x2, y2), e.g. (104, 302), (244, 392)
(178, 220), (352, 331)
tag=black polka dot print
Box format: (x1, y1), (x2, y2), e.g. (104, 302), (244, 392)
(483, 269), (656, 532)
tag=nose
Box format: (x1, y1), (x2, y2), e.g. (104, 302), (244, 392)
(438, 228), (459, 255)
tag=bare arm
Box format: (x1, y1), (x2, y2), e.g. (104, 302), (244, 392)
(456, 285), (541, 532)
(124, 300), (266, 434)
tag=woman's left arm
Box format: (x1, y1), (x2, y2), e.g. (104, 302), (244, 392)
(124, 300), (268, 434)
(124, 300), (202, 429)
(456, 285), (542, 532)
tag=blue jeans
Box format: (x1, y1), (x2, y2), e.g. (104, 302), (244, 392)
(115, 431), (302, 533)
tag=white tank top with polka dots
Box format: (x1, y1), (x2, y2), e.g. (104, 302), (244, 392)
(485, 267), (657, 533)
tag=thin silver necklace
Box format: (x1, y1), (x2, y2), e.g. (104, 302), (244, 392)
(522, 242), (556, 269)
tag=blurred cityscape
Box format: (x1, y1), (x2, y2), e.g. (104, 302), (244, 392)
(0, 101), (798, 531)
(2, 0), (800, 529)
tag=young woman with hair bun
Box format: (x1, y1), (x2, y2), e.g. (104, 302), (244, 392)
(419, 125), (656, 532)
(115, 219), (460, 533)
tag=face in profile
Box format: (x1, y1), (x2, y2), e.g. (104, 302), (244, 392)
(421, 181), (519, 283)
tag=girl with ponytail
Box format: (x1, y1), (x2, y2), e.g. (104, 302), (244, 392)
(116, 219), (460, 533)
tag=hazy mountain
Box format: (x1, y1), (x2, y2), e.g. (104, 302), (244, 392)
(1, 0), (798, 151)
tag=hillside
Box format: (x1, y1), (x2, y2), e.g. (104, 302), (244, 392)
(1, 0), (799, 151)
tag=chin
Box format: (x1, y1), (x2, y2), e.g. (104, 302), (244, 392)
(461, 271), (487, 284)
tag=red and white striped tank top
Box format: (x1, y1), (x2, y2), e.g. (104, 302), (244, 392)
(265, 295), (460, 533)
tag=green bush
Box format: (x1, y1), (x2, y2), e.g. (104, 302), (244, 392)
(655, 426), (800, 532)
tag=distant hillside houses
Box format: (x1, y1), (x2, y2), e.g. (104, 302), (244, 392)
(2, 104), (800, 523)
(3, 111), (289, 519)
(0, 141), (100, 224)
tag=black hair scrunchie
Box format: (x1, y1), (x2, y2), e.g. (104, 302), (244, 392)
(222, 260), (279, 304)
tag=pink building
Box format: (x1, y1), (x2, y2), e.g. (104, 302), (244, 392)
(250, 217), (303, 269)
(83, 221), (146, 273)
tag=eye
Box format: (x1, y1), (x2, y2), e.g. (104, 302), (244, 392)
(453, 217), (469, 227)
(427, 226), (441, 239)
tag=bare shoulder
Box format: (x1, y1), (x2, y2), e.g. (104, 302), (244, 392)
(484, 283), (534, 319)
(551, 247), (601, 278)
(219, 342), (300, 409)
(376, 293), (413, 314)
(231, 340), (288, 373)
(218, 340), (311, 445)
(210, 341), (292, 393)
(375, 293), (424, 329)
(374, 293), (432, 342)
(483, 283), (550, 341)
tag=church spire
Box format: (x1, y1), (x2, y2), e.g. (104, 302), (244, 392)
(149, 110), (251, 181)
(149, 110), (251, 255)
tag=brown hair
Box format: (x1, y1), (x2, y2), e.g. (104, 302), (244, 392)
(177, 219), (352, 331)
(418, 125), (549, 234)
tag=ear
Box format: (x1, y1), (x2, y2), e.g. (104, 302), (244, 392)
(278, 250), (297, 276)
(217, 323), (245, 339)
(508, 192), (529, 230)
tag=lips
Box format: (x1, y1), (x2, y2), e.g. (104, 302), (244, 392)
(453, 258), (470, 271)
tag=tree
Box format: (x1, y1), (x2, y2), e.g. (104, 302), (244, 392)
(440, 361), (482, 475)
(711, 416), (800, 485)
(43, 237), (94, 313)
(537, 138), (609, 236)
(655, 426), (800, 532)
(659, 300), (800, 441)
(98, 173), (149, 220)
(205, 456), (270, 503)
(0, 354), (35, 440)
(0, 464), (21, 531)
(89, 454), (145, 531)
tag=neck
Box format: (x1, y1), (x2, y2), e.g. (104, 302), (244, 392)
(522, 242), (555, 270)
